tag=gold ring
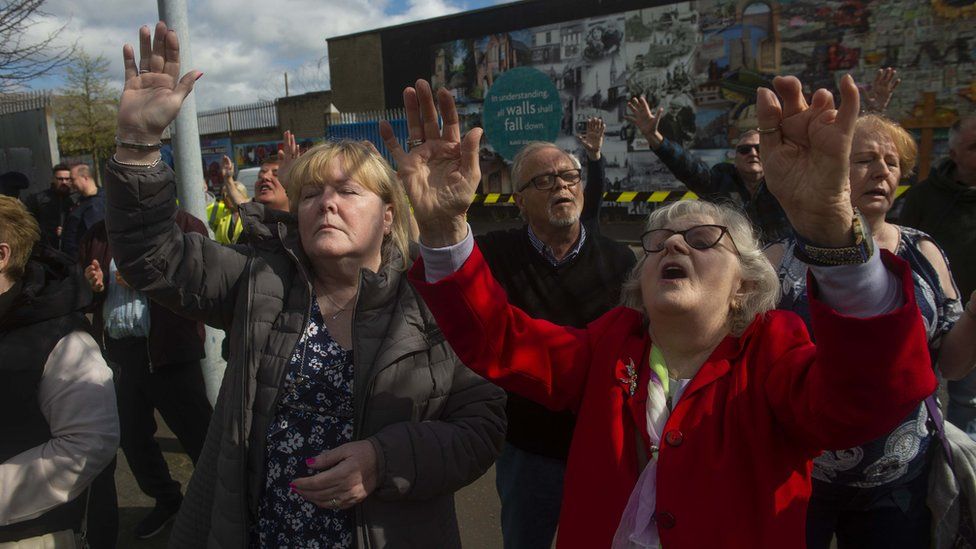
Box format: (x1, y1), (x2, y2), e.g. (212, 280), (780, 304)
(330, 497), (338, 509)
(756, 125), (781, 134)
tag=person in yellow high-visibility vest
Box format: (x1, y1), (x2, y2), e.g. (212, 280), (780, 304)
(206, 155), (248, 244)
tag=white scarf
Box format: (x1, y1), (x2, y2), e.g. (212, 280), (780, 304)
(612, 345), (671, 549)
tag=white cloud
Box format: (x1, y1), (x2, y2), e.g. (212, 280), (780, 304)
(27, 0), (482, 110)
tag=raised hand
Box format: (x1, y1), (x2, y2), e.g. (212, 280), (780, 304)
(862, 67), (901, 114)
(624, 97), (665, 148)
(576, 117), (605, 160)
(221, 155), (235, 182)
(757, 74), (860, 247)
(84, 259), (104, 293)
(277, 130), (300, 186)
(117, 22), (201, 144)
(379, 79), (482, 247)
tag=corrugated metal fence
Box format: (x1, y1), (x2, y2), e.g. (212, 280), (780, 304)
(327, 108), (409, 165)
(0, 91), (52, 115)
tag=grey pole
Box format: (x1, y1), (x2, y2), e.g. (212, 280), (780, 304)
(157, 0), (226, 404)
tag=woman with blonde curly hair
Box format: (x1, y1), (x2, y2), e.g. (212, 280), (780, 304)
(767, 114), (976, 548)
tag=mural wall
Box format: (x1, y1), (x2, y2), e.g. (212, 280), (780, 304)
(430, 0), (976, 196)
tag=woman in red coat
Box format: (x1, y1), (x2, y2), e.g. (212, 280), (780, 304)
(383, 76), (935, 548)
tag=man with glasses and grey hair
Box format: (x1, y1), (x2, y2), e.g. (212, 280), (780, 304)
(476, 118), (636, 549)
(626, 97), (792, 244)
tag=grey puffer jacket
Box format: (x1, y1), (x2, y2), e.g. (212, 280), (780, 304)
(103, 161), (506, 548)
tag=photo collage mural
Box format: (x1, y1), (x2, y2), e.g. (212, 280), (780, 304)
(429, 0), (976, 202)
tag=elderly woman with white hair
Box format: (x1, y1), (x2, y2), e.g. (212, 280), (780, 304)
(383, 75), (935, 548)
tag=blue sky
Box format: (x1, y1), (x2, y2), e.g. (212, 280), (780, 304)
(25, 0), (508, 110)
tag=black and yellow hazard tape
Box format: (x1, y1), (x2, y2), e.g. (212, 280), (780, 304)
(472, 186), (912, 205)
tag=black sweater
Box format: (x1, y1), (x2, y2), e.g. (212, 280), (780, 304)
(475, 223), (635, 458)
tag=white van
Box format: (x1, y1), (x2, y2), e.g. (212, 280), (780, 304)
(236, 167), (261, 198)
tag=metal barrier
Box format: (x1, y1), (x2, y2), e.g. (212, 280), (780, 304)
(0, 91), (52, 115)
(326, 118), (409, 165)
(197, 100), (278, 134)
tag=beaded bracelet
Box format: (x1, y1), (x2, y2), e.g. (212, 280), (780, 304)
(112, 153), (163, 168)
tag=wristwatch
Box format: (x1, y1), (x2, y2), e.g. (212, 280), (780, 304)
(793, 208), (874, 266)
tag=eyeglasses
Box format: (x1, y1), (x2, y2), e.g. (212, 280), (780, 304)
(736, 144), (760, 155)
(519, 168), (582, 191)
(640, 224), (738, 254)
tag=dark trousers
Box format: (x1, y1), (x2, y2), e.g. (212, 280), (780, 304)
(106, 336), (212, 506)
(806, 465), (931, 549)
(86, 457), (118, 549)
(494, 443), (566, 549)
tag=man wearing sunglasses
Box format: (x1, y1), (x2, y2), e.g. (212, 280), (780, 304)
(475, 119), (636, 549)
(626, 98), (791, 244)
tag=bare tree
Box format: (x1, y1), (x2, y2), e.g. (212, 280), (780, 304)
(0, 0), (75, 92)
(55, 50), (118, 183)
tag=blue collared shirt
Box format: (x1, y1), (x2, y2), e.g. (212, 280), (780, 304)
(526, 224), (587, 267)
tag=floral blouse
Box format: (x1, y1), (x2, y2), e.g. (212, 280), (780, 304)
(252, 299), (355, 548)
(776, 225), (962, 490)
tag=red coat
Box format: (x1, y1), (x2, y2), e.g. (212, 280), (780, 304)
(409, 247), (934, 549)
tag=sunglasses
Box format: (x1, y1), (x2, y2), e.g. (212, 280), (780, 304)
(736, 144), (760, 155)
(640, 224), (738, 254)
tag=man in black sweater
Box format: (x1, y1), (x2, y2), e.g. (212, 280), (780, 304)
(476, 119), (636, 549)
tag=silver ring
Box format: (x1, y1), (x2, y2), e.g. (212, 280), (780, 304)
(138, 68), (151, 74)
(407, 138), (424, 149)
(756, 125), (781, 135)
(330, 497), (338, 509)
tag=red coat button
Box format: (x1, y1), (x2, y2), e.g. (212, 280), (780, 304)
(655, 511), (676, 529)
(665, 430), (684, 447)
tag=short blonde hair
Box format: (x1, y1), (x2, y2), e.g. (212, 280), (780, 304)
(0, 195), (40, 280)
(619, 201), (780, 336)
(286, 140), (411, 270)
(854, 114), (917, 179)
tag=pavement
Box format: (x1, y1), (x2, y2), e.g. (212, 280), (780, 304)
(114, 412), (503, 548)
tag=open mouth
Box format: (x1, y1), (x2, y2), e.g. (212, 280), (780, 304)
(550, 196), (574, 207)
(864, 188), (888, 198)
(661, 265), (688, 280)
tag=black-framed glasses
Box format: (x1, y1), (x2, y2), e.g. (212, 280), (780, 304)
(518, 168), (582, 191)
(640, 224), (738, 254)
(736, 144), (760, 155)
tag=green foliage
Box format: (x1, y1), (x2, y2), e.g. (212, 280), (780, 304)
(55, 50), (118, 182)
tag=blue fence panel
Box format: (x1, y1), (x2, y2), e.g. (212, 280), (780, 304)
(326, 119), (409, 166)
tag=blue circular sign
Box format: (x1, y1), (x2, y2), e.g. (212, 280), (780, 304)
(482, 67), (563, 161)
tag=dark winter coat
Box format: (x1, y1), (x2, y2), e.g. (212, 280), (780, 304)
(103, 161), (506, 549)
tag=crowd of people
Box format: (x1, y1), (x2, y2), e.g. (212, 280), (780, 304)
(1, 20), (976, 549)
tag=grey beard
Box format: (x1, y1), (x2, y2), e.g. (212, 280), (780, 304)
(548, 211), (580, 227)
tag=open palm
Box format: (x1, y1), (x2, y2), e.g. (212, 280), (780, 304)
(117, 22), (199, 143)
(758, 75), (860, 246)
(380, 80), (481, 246)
